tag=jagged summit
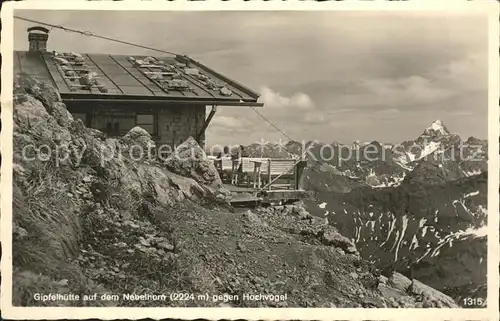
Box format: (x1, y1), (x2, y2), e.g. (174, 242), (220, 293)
(422, 119), (451, 137)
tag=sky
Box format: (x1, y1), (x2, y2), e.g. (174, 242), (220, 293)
(13, 10), (489, 146)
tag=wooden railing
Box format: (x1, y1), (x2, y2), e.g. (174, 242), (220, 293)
(208, 156), (306, 190)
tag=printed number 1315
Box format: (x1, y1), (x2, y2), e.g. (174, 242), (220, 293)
(463, 297), (485, 307)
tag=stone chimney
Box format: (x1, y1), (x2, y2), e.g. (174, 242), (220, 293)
(27, 26), (50, 52)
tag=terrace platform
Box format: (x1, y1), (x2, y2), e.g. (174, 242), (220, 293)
(225, 184), (314, 207)
(256, 189), (315, 204)
(214, 156), (311, 207)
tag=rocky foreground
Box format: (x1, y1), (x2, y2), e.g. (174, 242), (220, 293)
(12, 74), (458, 308)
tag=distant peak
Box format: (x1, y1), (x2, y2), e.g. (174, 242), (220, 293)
(423, 119), (450, 136)
(352, 140), (371, 147)
(430, 119), (445, 129)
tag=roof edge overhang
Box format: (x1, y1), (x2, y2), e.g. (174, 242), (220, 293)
(181, 55), (261, 100)
(61, 95), (264, 107)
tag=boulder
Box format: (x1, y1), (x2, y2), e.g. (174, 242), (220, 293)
(165, 137), (219, 186)
(377, 283), (408, 300)
(88, 128), (106, 141)
(164, 137), (231, 199)
(13, 93), (74, 171)
(51, 102), (74, 128)
(409, 279), (457, 308)
(14, 94), (71, 144)
(119, 127), (157, 161)
(14, 73), (62, 110)
(156, 241), (175, 252)
(117, 164), (186, 207)
(378, 275), (388, 285)
(242, 210), (267, 227)
(14, 94), (50, 128)
(388, 272), (412, 293)
(321, 226), (358, 254)
(297, 208), (312, 220)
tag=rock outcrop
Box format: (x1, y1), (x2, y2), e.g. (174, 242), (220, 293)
(165, 136), (231, 201)
(256, 203), (457, 308)
(11, 74), (232, 306)
(378, 272), (457, 308)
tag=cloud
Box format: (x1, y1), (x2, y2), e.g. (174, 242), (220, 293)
(360, 75), (454, 106)
(321, 58), (481, 112)
(303, 112), (327, 124)
(449, 110), (475, 117)
(211, 116), (246, 129)
(258, 87), (315, 110)
(329, 108), (357, 115)
(434, 53), (486, 92)
(374, 109), (401, 114)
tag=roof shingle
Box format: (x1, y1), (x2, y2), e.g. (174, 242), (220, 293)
(14, 50), (262, 106)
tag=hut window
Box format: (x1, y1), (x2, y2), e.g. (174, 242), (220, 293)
(99, 114), (136, 136)
(136, 113), (156, 135)
(119, 117), (136, 133)
(105, 122), (120, 136)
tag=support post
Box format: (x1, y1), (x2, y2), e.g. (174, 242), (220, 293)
(294, 160), (307, 190)
(252, 161), (262, 189)
(196, 105), (217, 143)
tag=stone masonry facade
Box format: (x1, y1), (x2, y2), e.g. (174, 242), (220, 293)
(157, 104), (206, 149)
(67, 102), (207, 152)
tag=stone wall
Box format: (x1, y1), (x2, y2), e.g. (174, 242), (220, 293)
(66, 102), (206, 150)
(157, 104), (206, 149)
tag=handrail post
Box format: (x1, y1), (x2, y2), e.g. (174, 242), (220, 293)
(267, 159), (272, 191)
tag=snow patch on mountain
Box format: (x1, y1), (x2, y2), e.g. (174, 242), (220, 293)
(396, 161), (415, 171)
(394, 139), (441, 167)
(459, 225), (488, 238)
(371, 172), (407, 188)
(464, 191), (480, 199)
(465, 169), (482, 177)
(351, 140), (371, 149)
(420, 141), (442, 159)
(394, 215), (409, 262)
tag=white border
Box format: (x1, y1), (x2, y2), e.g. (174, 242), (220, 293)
(1, 1), (499, 320)
(487, 2), (500, 319)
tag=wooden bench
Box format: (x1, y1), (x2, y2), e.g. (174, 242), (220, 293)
(264, 159), (309, 190)
(208, 156), (306, 190)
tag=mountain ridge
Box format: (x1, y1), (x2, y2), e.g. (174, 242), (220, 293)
(228, 119), (488, 306)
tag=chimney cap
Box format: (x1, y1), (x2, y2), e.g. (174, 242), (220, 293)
(27, 26), (50, 34)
